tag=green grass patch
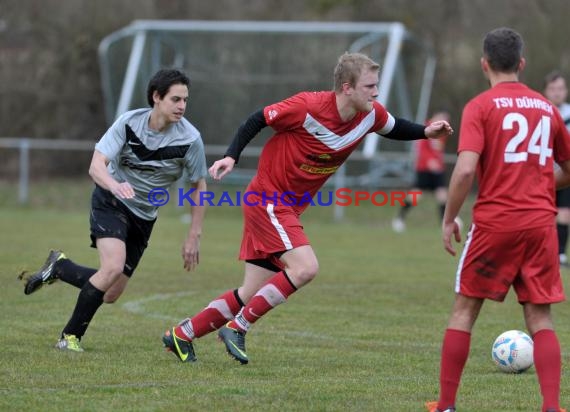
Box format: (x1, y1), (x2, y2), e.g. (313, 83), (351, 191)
(0, 179), (568, 411)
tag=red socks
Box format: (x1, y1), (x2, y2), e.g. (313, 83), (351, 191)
(533, 329), (561, 412)
(437, 329), (471, 410)
(437, 328), (562, 412)
(175, 272), (298, 339)
(175, 289), (242, 340)
(230, 271), (297, 332)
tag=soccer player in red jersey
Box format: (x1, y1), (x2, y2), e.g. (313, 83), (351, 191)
(426, 28), (570, 412)
(162, 52), (453, 364)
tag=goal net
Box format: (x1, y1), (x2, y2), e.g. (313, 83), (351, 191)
(99, 20), (436, 189)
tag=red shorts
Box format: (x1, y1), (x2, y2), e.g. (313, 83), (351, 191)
(456, 224), (565, 304)
(239, 201), (310, 269)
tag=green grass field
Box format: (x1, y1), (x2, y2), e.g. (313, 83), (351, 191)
(0, 179), (568, 411)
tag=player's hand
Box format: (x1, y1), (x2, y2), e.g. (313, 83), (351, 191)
(182, 236), (200, 271)
(111, 181), (135, 199)
(442, 218), (462, 256)
(425, 120), (453, 139)
(209, 157), (236, 181)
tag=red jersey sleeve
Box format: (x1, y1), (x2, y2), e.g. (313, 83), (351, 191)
(371, 101), (391, 133)
(263, 92), (308, 132)
(458, 100), (485, 154)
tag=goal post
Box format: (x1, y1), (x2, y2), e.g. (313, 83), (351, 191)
(98, 20), (436, 217)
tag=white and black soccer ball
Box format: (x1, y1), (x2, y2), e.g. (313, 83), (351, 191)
(491, 330), (534, 373)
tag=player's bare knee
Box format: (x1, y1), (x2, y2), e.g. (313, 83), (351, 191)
(103, 292), (122, 304)
(100, 264), (125, 279)
(236, 286), (257, 304)
(288, 262), (319, 286)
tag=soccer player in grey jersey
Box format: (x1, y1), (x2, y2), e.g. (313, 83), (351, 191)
(544, 71), (570, 268)
(20, 69), (208, 352)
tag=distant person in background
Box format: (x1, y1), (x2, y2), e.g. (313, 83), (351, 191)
(19, 69), (208, 353)
(392, 110), (461, 233)
(543, 70), (570, 267)
(426, 27), (570, 412)
(161, 52), (453, 365)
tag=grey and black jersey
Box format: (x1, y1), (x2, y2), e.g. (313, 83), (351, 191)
(559, 102), (570, 131)
(95, 108), (207, 220)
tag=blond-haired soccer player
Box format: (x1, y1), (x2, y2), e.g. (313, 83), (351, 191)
(162, 52), (453, 364)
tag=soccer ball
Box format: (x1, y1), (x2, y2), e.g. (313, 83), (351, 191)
(491, 330), (534, 373)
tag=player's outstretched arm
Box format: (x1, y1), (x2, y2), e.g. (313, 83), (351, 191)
(209, 157), (236, 181)
(380, 117), (453, 141)
(224, 109), (267, 162)
(425, 120), (454, 139)
(210, 109), (267, 181)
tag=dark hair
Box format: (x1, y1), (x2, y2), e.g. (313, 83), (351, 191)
(543, 70), (566, 89)
(146, 69), (190, 107)
(483, 27), (524, 73)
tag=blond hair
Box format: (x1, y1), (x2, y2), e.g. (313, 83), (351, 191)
(333, 52), (380, 92)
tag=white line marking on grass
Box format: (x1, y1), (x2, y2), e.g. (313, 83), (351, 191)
(262, 329), (439, 348)
(0, 381), (187, 393)
(122, 290), (440, 349)
(121, 291), (200, 321)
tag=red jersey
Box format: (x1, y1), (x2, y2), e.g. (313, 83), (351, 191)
(459, 82), (570, 231)
(415, 137), (446, 172)
(249, 91), (391, 214)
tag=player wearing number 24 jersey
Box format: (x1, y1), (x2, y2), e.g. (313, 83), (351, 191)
(460, 82), (570, 231)
(427, 27), (570, 412)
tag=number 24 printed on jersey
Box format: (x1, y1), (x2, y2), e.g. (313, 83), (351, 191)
(503, 113), (552, 166)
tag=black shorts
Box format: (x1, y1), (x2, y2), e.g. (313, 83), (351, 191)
(89, 185), (156, 277)
(556, 187), (570, 208)
(415, 171), (446, 191)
